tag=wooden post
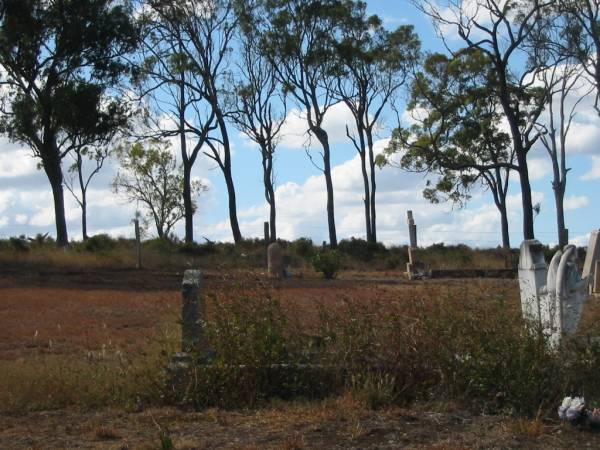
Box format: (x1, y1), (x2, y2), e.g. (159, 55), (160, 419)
(134, 218), (142, 270)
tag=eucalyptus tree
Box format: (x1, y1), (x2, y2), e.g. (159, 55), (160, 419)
(136, 3), (217, 243)
(335, 6), (420, 242)
(535, 63), (592, 246)
(257, 0), (362, 248)
(150, 0), (242, 244)
(230, 35), (286, 242)
(413, 0), (553, 240)
(113, 140), (206, 240)
(384, 50), (515, 248)
(64, 142), (112, 241)
(0, 0), (138, 246)
(559, 0), (600, 112)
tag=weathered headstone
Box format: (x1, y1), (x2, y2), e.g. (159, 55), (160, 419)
(595, 261), (600, 295)
(518, 240), (590, 348)
(407, 210), (417, 248)
(583, 230), (600, 294)
(167, 270), (204, 389)
(268, 242), (284, 278)
(181, 269), (203, 354)
(406, 211), (425, 279)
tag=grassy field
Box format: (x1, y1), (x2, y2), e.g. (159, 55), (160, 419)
(1, 239), (599, 448)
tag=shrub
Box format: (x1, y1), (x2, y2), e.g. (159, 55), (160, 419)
(290, 237), (315, 259)
(178, 241), (217, 256)
(83, 234), (117, 252)
(144, 237), (178, 254)
(9, 236), (29, 252)
(312, 249), (341, 279)
(338, 238), (386, 262)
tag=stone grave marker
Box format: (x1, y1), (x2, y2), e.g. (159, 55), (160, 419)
(268, 242), (284, 278)
(583, 230), (600, 294)
(518, 240), (590, 348)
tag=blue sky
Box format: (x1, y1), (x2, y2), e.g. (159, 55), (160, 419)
(0, 0), (599, 248)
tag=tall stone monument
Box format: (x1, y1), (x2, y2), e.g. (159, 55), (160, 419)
(406, 211), (425, 279)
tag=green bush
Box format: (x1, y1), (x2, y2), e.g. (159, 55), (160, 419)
(178, 241), (217, 256)
(312, 249), (341, 279)
(9, 236), (29, 252)
(290, 237), (315, 259)
(83, 234), (117, 252)
(338, 238), (386, 262)
(144, 237), (178, 254)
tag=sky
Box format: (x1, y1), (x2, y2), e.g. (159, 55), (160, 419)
(0, 0), (599, 249)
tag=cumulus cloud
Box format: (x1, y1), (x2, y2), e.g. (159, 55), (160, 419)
(279, 102), (360, 150)
(0, 141), (38, 178)
(203, 136), (544, 248)
(582, 155), (600, 181)
(563, 195), (589, 211)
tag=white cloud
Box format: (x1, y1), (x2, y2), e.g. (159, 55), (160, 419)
(202, 138), (542, 248)
(527, 157), (552, 181)
(564, 195), (589, 211)
(279, 102), (359, 150)
(582, 155), (600, 181)
(14, 214), (28, 225)
(0, 143), (38, 178)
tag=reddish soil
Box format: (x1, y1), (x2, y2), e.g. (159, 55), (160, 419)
(2, 268), (600, 449)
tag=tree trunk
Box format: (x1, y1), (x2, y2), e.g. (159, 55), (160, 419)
(182, 163), (194, 244)
(43, 153), (69, 247)
(366, 132), (377, 243)
(359, 149), (372, 242)
(263, 150), (276, 242)
(215, 110), (242, 244)
(499, 202), (510, 249)
(81, 195), (88, 241)
(313, 128), (337, 248)
(554, 182), (567, 247)
(268, 185), (276, 242)
(223, 164), (242, 244)
(179, 64), (194, 244)
(516, 153), (535, 240)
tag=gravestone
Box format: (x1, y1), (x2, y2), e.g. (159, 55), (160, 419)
(181, 269), (203, 354)
(407, 210), (417, 248)
(582, 230), (600, 294)
(406, 211), (425, 279)
(167, 270), (204, 389)
(518, 240), (590, 348)
(268, 242), (284, 278)
(595, 261), (600, 295)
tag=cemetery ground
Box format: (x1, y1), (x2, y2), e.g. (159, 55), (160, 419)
(2, 241), (600, 448)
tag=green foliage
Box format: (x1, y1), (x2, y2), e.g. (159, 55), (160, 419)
(113, 140), (207, 240)
(290, 237), (315, 260)
(83, 234), (117, 253)
(312, 249), (341, 279)
(383, 49), (513, 207)
(8, 236), (29, 252)
(338, 238), (386, 262)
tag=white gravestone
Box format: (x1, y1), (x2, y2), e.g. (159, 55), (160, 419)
(518, 240), (590, 348)
(582, 230), (600, 294)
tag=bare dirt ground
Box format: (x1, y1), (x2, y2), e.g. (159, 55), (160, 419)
(1, 268), (600, 449)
